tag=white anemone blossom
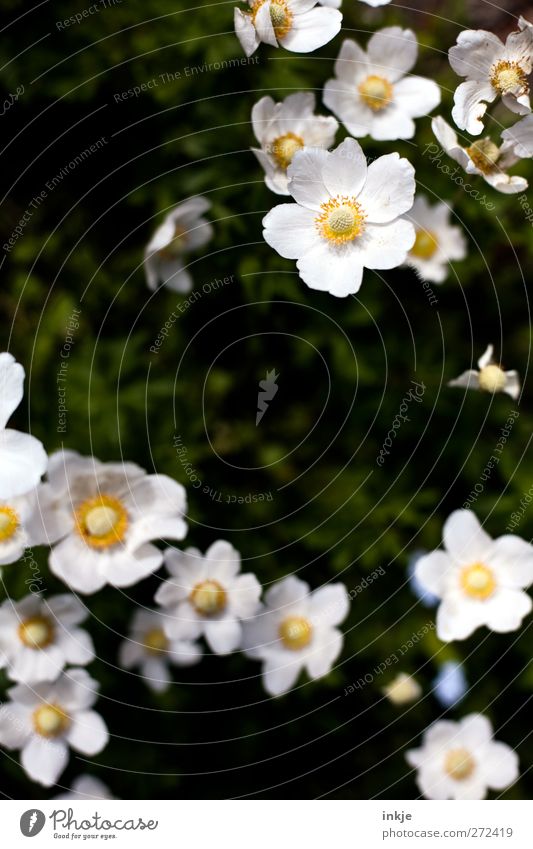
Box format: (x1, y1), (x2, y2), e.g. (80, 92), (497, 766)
(431, 116), (528, 194)
(242, 576), (349, 696)
(262, 137), (416, 297)
(0, 353), (47, 500)
(40, 450), (188, 595)
(449, 23), (533, 135)
(234, 0), (342, 58)
(56, 774), (115, 800)
(251, 93), (338, 195)
(0, 594), (94, 684)
(404, 195), (467, 284)
(415, 510), (533, 642)
(448, 344), (520, 400)
(323, 29), (441, 141)
(0, 668), (108, 787)
(155, 541), (262, 655)
(119, 608), (202, 693)
(406, 714), (519, 799)
(144, 197), (213, 293)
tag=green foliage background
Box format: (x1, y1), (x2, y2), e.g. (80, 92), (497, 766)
(0, 0), (531, 799)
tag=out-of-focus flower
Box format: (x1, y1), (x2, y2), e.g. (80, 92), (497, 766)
(323, 29), (440, 141)
(119, 608), (201, 692)
(0, 594), (94, 684)
(383, 672), (422, 705)
(431, 116), (528, 194)
(433, 661), (468, 708)
(448, 344), (520, 400)
(242, 575), (349, 696)
(234, 0), (342, 58)
(0, 486), (60, 566)
(155, 541), (261, 655)
(404, 195), (467, 284)
(406, 713), (519, 799)
(144, 198), (213, 293)
(0, 668), (108, 787)
(41, 450), (187, 594)
(262, 137), (416, 297)
(0, 353), (47, 499)
(55, 774), (115, 800)
(251, 93), (338, 195)
(449, 24), (533, 135)
(408, 550), (439, 607)
(415, 509), (533, 641)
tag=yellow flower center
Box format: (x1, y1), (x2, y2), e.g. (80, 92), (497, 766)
(460, 562), (496, 600)
(270, 132), (305, 170)
(278, 616), (313, 650)
(466, 139), (501, 175)
(479, 364), (506, 394)
(490, 60), (528, 95)
(316, 196), (366, 245)
(143, 627), (169, 655)
(32, 704), (70, 738)
(444, 747), (476, 781)
(75, 494), (128, 549)
(0, 505), (19, 542)
(18, 615), (55, 649)
(410, 229), (439, 260)
(190, 580), (227, 616)
(358, 75), (394, 112)
(252, 0), (293, 40)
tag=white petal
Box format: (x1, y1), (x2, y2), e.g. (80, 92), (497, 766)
(102, 544), (163, 588)
(367, 27), (418, 82)
(262, 656), (302, 695)
(442, 509), (493, 564)
(490, 536), (533, 587)
(229, 572), (262, 618)
(297, 241), (365, 297)
(286, 147), (331, 210)
(483, 741), (519, 790)
(265, 575), (309, 609)
(22, 736), (68, 786)
(0, 702), (32, 747)
(279, 7), (342, 54)
(45, 594), (88, 627)
(254, 1), (278, 48)
(448, 30), (504, 80)
(251, 96), (277, 143)
(436, 598), (484, 641)
(331, 39), (370, 85)
(393, 76), (441, 118)
(358, 153), (415, 223)
(458, 713), (493, 745)
(452, 79), (496, 135)
(361, 219), (416, 269)
(263, 204), (318, 259)
(321, 137), (367, 197)
(415, 550), (451, 598)
(0, 430), (47, 499)
(204, 618), (242, 654)
(127, 474), (186, 518)
(49, 536), (109, 595)
(142, 658), (172, 692)
(501, 114), (533, 158)
(308, 584), (349, 626)
(0, 353), (24, 430)
(305, 628), (343, 678)
(448, 369), (481, 390)
(483, 588), (532, 633)
(477, 344), (494, 369)
(67, 710), (108, 755)
(205, 539), (241, 582)
(234, 9), (260, 58)
(503, 371), (521, 400)
(58, 628), (95, 666)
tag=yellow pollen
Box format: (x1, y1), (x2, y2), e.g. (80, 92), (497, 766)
(460, 562), (496, 600)
(18, 616), (55, 649)
(410, 229), (439, 260)
(316, 196), (366, 244)
(32, 703), (70, 738)
(466, 139), (501, 175)
(190, 580), (227, 616)
(143, 628), (169, 655)
(358, 75), (394, 112)
(252, 0), (293, 40)
(444, 747), (476, 781)
(490, 60), (528, 95)
(270, 132), (304, 170)
(479, 364), (506, 394)
(0, 505), (19, 542)
(75, 494), (128, 549)
(279, 616), (313, 650)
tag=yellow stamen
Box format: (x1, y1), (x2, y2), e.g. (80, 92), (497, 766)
(32, 704), (70, 738)
(444, 747), (476, 781)
(316, 196), (366, 245)
(190, 580), (227, 616)
(490, 60), (528, 96)
(143, 628), (169, 655)
(358, 75), (394, 112)
(0, 505), (19, 542)
(479, 364), (506, 394)
(466, 139), (501, 175)
(460, 562), (496, 600)
(252, 0), (293, 40)
(279, 616), (313, 650)
(18, 616), (55, 649)
(410, 229), (439, 260)
(270, 132), (304, 170)
(75, 494), (128, 549)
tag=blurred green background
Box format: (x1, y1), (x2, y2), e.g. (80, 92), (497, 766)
(0, 0), (532, 799)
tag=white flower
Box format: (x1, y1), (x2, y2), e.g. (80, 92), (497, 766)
(404, 195), (467, 283)
(0, 593), (94, 684)
(262, 137), (416, 297)
(0, 668), (108, 787)
(144, 197), (213, 292)
(41, 450), (188, 595)
(119, 608), (201, 693)
(55, 774), (115, 800)
(501, 113), (533, 158)
(323, 29), (441, 141)
(251, 93), (338, 195)
(448, 344), (520, 400)
(0, 486), (62, 566)
(234, 0), (342, 59)
(359, 0), (391, 5)
(155, 541), (261, 655)
(242, 575), (349, 696)
(431, 116), (528, 194)
(449, 25), (533, 135)
(383, 672), (422, 705)
(415, 509), (533, 642)
(406, 714), (519, 799)
(0, 353), (47, 500)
